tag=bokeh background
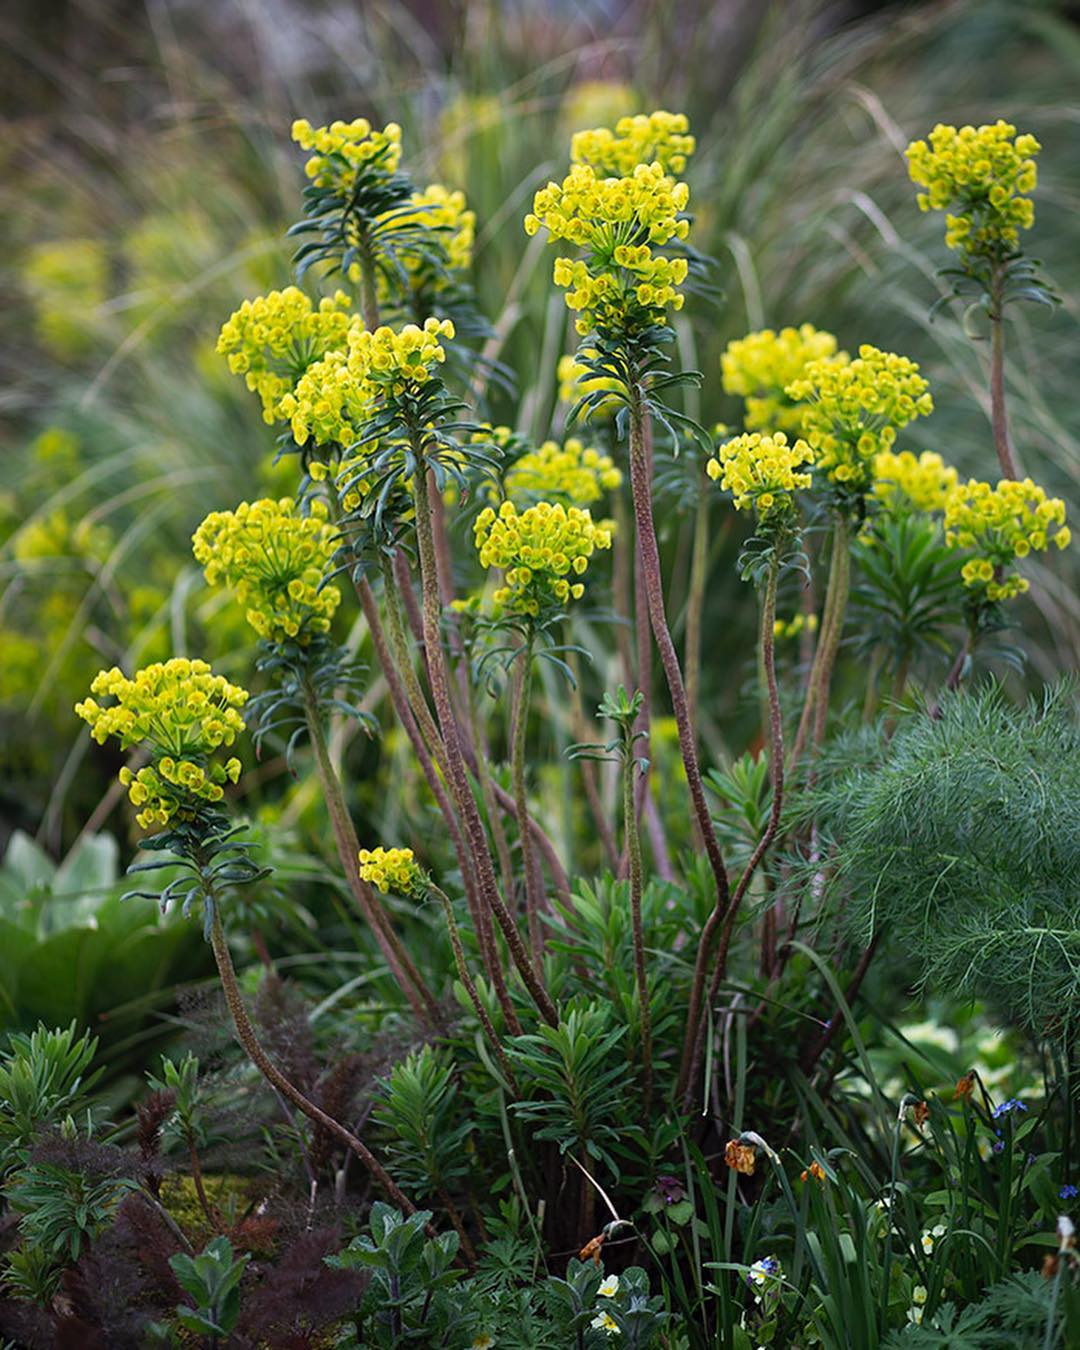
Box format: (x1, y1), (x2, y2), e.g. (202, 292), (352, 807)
(2, 0), (1077, 877)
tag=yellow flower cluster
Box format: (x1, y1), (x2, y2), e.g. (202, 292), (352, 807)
(25, 239), (107, 358)
(571, 110), (696, 176)
(503, 437), (622, 507)
(773, 612), (819, 641)
(281, 317), (455, 446)
(944, 476), (1069, 602)
(556, 352), (623, 417)
(873, 450), (958, 514)
(75, 660), (247, 829)
(192, 497), (341, 644)
(474, 500), (612, 617)
(358, 846), (424, 895)
(13, 509), (113, 565)
(721, 325), (843, 434)
(906, 121), (1039, 255)
(788, 344), (933, 494)
(525, 162), (690, 334)
(217, 288), (355, 424)
(291, 117), (402, 191)
(398, 183), (476, 271)
(706, 431), (814, 521)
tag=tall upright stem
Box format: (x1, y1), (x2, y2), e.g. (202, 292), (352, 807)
(989, 264), (1019, 481)
(788, 515), (850, 774)
(209, 910), (418, 1217)
(627, 390), (731, 1084)
(623, 744), (652, 1113)
(379, 553), (443, 761)
(301, 680), (442, 1029)
(411, 448), (559, 1026)
(511, 628), (546, 967)
(685, 480), (710, 733)
(680, 556), (783, 1104)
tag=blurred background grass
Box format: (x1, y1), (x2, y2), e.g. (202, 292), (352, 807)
(1, 0), (1078, 862)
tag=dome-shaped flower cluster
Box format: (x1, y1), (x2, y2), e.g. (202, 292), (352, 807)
(358, 846), (424, 896)
(873, 449), (958, 514)
(787, 344), (933, 496)
(216, 288), (355, 425)
(75, 660), (247, 830)
(525, 160), (691, 335)
(571, 110), (696, 177)
(291, 117), (402, 191)
(192, 497), (341, 644)
(503, 437), (622, 508)
(944, 476), (1069, 602)
(474, 500), (612, 617)
(905, 121), (1040, 256)
(721, 325), (843, 435)
(706, 431), (814, 522)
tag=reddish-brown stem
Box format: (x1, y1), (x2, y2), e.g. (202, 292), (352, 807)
(301, 680), (442, 1029)
(411, 449), (559, 1026)
(788, 515), (850, 774)
(626, 392), (731, 1086)
(989, 264), (1019, 481)
(209, 910), (420, 1219)
(680, 556), (782, 1104)
(624, 744), (652, 1114)
(511, 629), (546, 968)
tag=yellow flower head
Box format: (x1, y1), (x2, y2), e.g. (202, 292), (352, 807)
(291, 117), (403, 192)
(571, 109), (696, 177)
(787, 344), (933, 496)
(473, 500), (612, 618)
(192, 497), (341, 645)
(24, 239), (107, 358)
(945, 475), (1069, 603)
(706, 431), (814, 522)
(75, 659), (247, 830)
(557, 352), (623, 418)
(873, 450), (958, 514)
(525, 160), (691, 335)
(906, 120), (1040, 256)
(358, 845), (424, 896)
(721, 325), (844, 434)
(216, 287), (356, 425)
(13, 509), (113, 565)
(773, 612), (818, 641)
(502, 437), (622, 508)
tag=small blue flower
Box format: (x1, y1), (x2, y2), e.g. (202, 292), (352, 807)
(991, 1098), (1027, 1121)
(1060, 1184), (1078, 1200)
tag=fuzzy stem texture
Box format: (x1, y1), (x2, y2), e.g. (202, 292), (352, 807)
(511, 629), (546, 968)
(623, 745), (652, 1114)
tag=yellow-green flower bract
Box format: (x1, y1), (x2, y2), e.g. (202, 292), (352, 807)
(571, 109), (696, 177)
(216, 287), (356, 425)
(75, 659), (247, 830)
(192, 497), (341, 644)
(873, 449), (958, 514)
(787, 344), (934, 495)
(473, 500), (612, 617)
(706, 431), (814, 521)
(774, 612), (818, 640)
(358, 846), (424, 896)
(524, 160), (691, 335)
(24, 239), (107, 358)
(502, 437), (622, 508)
(291, 116), (402, 191)
(281, 317), (455, 447)
(944, 476), (1069, 602)
(721, 325), (843, 435)
(906, 120), (1040, 256)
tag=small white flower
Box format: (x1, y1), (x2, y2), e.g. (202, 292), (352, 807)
(920, 1231), (935, 1254)
(590, 1310), (620, 1335)
(907, 1305), (924, 1326)
(912, 1285), (928, 1306)
(598, 1274), (620, 1298)
(472, 1337), (495, 1350)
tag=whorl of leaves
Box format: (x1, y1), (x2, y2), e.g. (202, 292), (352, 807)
(803, 680), (1080, 1041)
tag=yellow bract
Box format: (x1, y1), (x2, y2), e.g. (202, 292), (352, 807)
(706, 431), (814, 521)
(873, 450), (958, 514)
(774, 612), (818, 641)
(216, 287), (355, 425)
(291, 117), (402, 191)
(787, 344), (933, 494)
(524, 159), (691, 334)
(906, 120), (1039, 256)
(721, 325), (843, 434)
(75, 659), (247, 829)
(945, 476), (1069, 602)
(503, 437), (622, 508)
(571, 109), (696, 177)
(474, 500), (612, 617)
(192, 497), (340, 644)
(358, 846), (423, 895)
